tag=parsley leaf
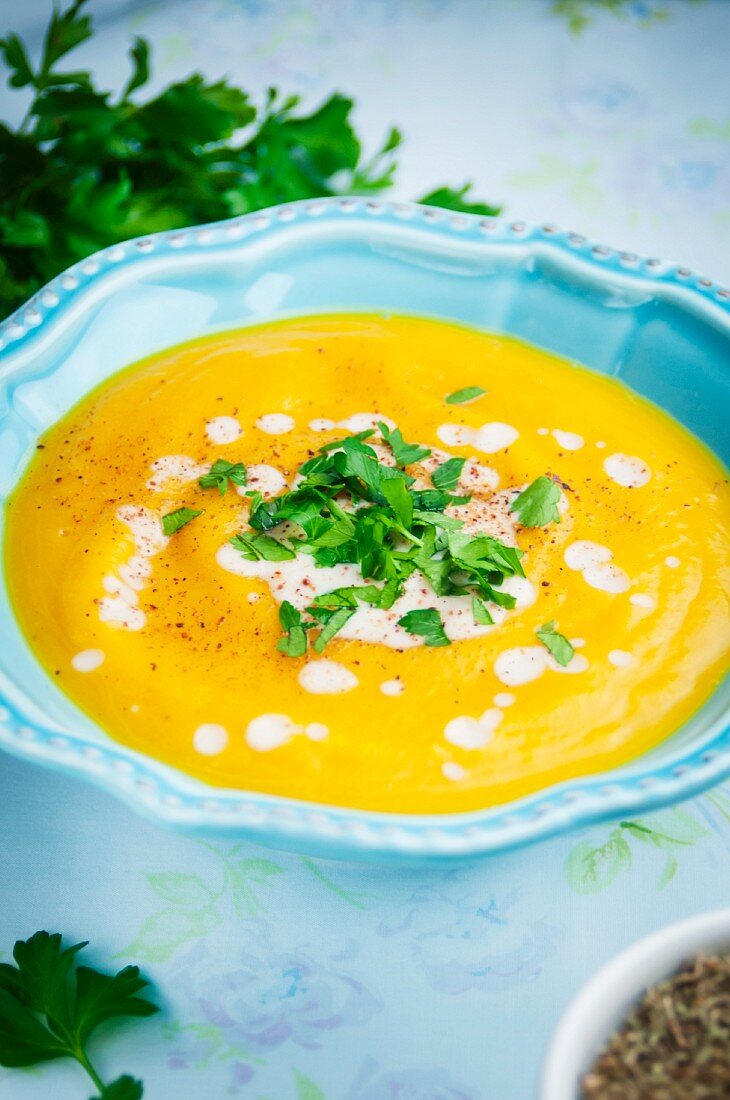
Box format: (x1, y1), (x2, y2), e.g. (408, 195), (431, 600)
(471, 595), (494, 626)
(309, 586), (381, 609)
(377, 422), (431, 466)
(93, 1077), (143, 1100)
(277, 600), (309, 657)
(162, 506), (202, 536)
(510, 475), (562, 527)
(230, 532), (295, 561)
(431, 456), (466, 492)
(398, 608), (451, 647)
(536, 621), (574, 666)
(198, 459), (247, 494)
(311, 606), (356, 652)
(445, 386), (487, 405)
(0, 930), (156, 1094)
(380, 475), (414, 530)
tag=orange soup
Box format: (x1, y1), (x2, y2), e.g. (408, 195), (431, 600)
(5, 315), (729, 812)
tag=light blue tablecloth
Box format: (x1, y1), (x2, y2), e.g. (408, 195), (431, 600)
(1, 2), (729, 1098)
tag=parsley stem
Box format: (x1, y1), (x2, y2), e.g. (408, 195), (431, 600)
(75, 1048), (106, 1094)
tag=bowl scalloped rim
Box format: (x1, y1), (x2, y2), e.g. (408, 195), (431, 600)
(0, 196), (728, 862)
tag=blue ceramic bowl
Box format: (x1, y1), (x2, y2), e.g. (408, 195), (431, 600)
(0, 198), (728, 863)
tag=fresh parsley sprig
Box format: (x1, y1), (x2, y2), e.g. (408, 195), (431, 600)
(0, 0), (499, 319)
(536, 621), (575, 666)
(431, 456), (466, 492)
(397, 608), (451, 647)
(510, 475), (562, 527)
(198, 459), (247, 495)
(445, 386), (487, 405)
(162, 506), (202, 536)
(0, 930), (158, 1099)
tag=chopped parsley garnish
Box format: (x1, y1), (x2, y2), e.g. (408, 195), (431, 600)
(277, 601), (309, 657)
(377, 421), (431, 466)
(445, 386), (487, 405)
(398, 608), (451, 647)
(431, 456), (466, 492)
(226, 422), (535, 655)
(230, 532), (296, 561)
(199, 459), (247, 494)
(536, 621), (574, 666)
(471, 595), (494, 626)
(162, 507), (203, 536)
(510, 475), (562, 527)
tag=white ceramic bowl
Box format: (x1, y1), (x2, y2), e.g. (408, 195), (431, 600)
(541, 907), (730, 1100)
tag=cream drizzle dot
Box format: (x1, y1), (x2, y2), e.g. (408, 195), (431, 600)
(551, 429), (584, 451)
(193, 723), (229, 755)
(255, 413), (295, 434)
(564, 541), (630, 594)
(493, 692), (515, 708)
(71, 649), (105, 673)
(473, 422), (519, 454)
(380, 679), (405, 697)
(245, 713), (330, 752)
(583, 563), (630, 594)
(239, 463), (287, 498)
(298, 660), (358, 695)
(442, 761), (466, 781)
(444, 709), (503, 749)
(603, 452), (651, 488)
(436, 421), (518, 453)
(608, 650), (634, 668)
(205, 416), (242, 444)
(630, 593), (655, 609)
(665, 555), (680, 569)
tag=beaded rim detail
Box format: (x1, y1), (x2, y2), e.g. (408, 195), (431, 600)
(0, 197), (727, 860)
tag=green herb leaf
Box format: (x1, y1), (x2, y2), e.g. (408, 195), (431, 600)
(162, 507), (202, 536)
(471, 595), (494, 626)
(380, 475), (414, 530)
(510, 475), (562, 527)
(309, 586), (381, 609)
(230, 532), (295, 561)
(377, 422), (431, 466)
(92, 1075), (143, 1100)
(0, 34), (35, 88)
(419, 184), (500, 217)
(198, 459), (247, 495)
(0, 930), (156, 1092)
(431, 456), (466, 491)
(445, 386), (487, 405)
(536, 621), (574, 666)
(121, 38), (150, 100)
(311, 606), (356, 652)
(398, 608), (451, 647)
(276, 600), (309, 657)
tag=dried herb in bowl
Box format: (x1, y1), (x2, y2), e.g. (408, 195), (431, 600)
(581, 951), (730, 1099)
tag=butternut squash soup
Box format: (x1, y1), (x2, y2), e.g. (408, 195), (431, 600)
(5, 315), (729, 812)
